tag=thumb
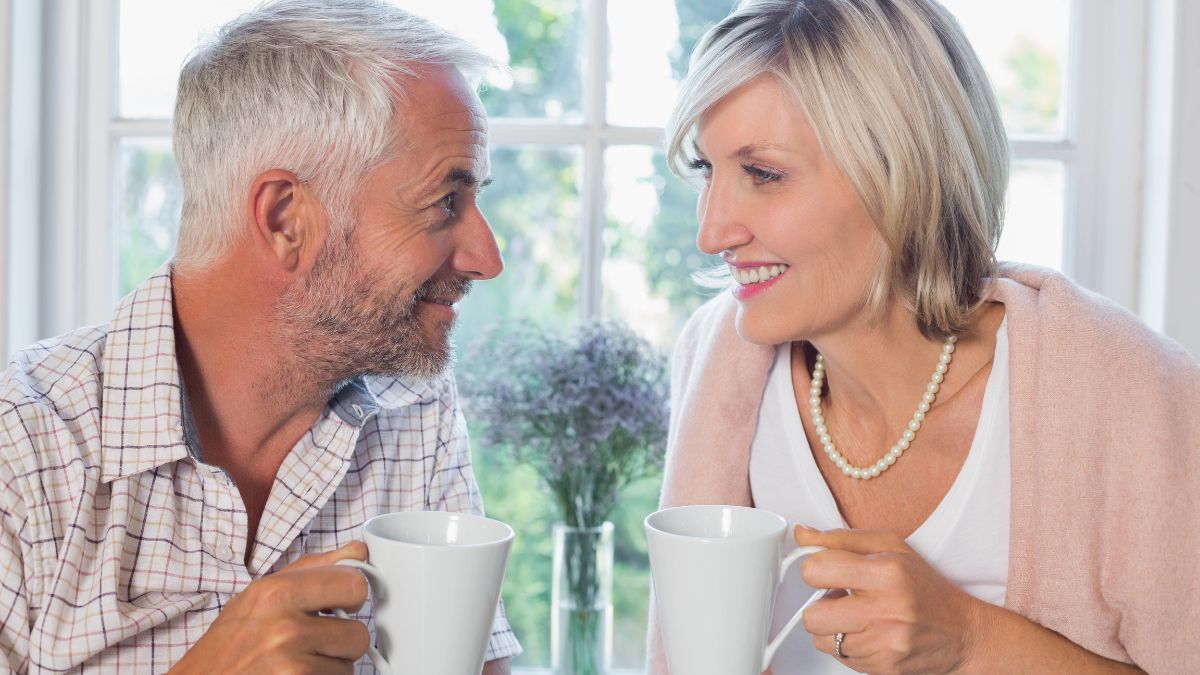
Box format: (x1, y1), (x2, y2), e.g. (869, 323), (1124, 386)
(285, 540), (369, 571)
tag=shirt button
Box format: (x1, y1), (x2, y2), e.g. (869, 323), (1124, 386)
(351, 404), (365, 419)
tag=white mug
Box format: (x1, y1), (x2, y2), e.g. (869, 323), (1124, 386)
(645, 505), (827, 675)
(334, 510), (514, 675)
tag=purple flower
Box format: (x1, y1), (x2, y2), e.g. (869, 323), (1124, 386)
(460, 320), (669, 527)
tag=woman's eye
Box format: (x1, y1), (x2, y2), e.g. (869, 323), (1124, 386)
(687, 157), (712, 178)
(742, 164), (782, 185)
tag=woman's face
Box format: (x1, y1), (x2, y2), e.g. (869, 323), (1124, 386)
(692, 74), (886, 346)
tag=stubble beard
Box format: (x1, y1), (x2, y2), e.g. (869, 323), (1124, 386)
(275, 227), (471, 388)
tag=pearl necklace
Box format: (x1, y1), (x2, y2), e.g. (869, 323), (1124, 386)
(808, 334), (957, 480)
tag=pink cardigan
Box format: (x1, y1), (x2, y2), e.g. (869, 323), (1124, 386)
(648, 264), (1200, 674)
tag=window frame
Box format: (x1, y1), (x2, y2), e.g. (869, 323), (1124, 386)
(45, 0), (1145, 337)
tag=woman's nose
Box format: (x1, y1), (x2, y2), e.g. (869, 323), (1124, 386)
(695, 178), (752, 256)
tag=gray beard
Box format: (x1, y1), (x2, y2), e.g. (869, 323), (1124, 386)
(274, 228), (470, 387)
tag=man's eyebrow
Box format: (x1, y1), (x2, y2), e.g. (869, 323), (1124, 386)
(447, 168), (493, 189)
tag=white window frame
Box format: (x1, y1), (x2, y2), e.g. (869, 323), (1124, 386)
(27, 0), (1150, 337)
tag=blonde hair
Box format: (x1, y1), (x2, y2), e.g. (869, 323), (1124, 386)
(173, 0), (494, 271)
(668, 0), (1009, 337)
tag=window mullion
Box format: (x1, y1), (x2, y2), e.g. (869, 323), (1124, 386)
(580, 0), (608, 321)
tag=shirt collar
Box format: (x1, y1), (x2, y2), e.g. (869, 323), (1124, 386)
(98, 262), (190, 482)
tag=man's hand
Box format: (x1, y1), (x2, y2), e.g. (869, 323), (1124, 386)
(169, 542), (371, 674)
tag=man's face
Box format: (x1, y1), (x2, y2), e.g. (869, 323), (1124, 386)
(277, 65), (502, 382)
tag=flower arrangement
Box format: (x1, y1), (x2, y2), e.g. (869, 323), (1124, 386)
(460, 319), (670, 674)
(460, 319), (670, 529)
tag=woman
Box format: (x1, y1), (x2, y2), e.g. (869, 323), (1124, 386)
(649, 1), (1200, 673)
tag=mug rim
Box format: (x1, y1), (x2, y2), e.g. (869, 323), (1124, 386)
(644, 504), (786, 544)
(363, 510), (514, 549)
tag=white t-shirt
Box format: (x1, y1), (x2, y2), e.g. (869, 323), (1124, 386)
(749, 319), (1011, 674)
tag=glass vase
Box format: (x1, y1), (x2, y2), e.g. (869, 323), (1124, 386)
(551, 522), (614, 675)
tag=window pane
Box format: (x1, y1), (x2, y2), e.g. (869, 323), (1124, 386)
(602, 146), (720, 347)
(998, 160), (1065, 270)
(119, 0), (584, 121)
(118, 0), (258, 118)
(940, 0), (1071, 138)
(455, 146), (582, 356)
(116, 138), (182, 296)
(607, 0), (735, 128)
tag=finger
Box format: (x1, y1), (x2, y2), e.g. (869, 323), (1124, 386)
(303, 615), (372, 661)
(285, 541), (369, 571)
(289, 653), (355, 675)
(801, 592), (873, 636)
(799, 548), (901, 594)
(813, 630), (878, 665)
(794, 526), (909, 555)
(266, 565), (370, 614)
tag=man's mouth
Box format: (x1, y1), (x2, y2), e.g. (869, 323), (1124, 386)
(419, 296), (459, 306)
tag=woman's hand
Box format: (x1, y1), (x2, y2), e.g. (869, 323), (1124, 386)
(795, 527), (982, 675)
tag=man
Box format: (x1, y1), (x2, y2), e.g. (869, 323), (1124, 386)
(0, 1), (519, 672)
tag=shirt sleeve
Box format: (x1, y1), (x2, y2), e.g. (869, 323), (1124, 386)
(0, 419), (31, 674)
(428, 375), (523, 662)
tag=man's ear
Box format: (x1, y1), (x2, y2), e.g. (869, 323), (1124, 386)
(247, 168), (322, 273)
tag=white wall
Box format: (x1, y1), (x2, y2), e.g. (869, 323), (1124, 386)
(1140, 0), (1200, 359)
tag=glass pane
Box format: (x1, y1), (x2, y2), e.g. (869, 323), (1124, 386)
(940, 0), (1071, 138)
(119, 0), (584, 121)
(607, 0), (737, 128)
(455, 146), (582, 357)
(602, 146), (721, 347)
(998, 160), (1065, 271)
(118, 0), (259, 118)
(115, 138), (182, 296)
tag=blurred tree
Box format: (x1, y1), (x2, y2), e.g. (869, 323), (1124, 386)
(999, 35), (1062, 136)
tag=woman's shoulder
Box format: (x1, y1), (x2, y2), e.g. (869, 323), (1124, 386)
(993, 262), (1198, 380)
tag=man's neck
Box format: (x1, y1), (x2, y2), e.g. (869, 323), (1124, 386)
(170, 261), (331, 480)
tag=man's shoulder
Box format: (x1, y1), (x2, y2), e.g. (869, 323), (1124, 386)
(1, 323), (110, 479)
(3, 323), (109, 414)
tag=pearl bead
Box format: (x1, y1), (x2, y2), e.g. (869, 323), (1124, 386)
(811, 333), (955, 480)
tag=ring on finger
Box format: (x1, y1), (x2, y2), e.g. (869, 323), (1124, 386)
(834, 631), (847, 658)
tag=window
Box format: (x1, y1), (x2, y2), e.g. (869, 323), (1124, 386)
(69, 0), (1135, 670)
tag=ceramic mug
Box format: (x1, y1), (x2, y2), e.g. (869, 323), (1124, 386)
(645, 505), (827, 675)
(334, 510), (514, 675)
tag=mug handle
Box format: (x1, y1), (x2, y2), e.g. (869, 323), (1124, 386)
(333, 559), (392, 675)
(761, 545), (827, 671)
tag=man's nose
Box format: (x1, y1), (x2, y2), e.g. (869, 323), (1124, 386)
(451, 207), (503, 281)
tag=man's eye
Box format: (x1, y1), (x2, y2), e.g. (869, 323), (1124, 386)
(437, 192), (458, 216)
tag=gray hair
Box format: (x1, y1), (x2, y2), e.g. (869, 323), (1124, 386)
(668, 0), (1009, 337)
(173, 0), (495, 271)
